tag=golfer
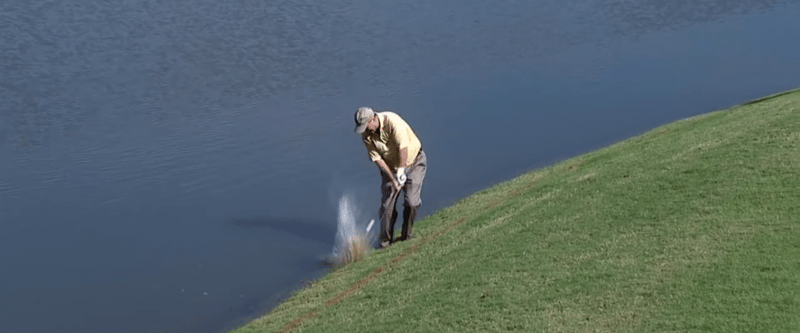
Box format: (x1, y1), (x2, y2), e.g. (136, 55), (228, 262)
(354, 107), (427, 249)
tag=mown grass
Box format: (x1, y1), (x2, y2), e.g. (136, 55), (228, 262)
(232, 89), (799, 333)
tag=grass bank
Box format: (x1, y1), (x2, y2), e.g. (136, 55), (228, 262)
(233, 89), (799, 333)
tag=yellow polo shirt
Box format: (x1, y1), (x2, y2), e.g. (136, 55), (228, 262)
(362, 111), (422, 169)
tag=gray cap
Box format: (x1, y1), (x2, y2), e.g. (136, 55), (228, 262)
(354, 107), (375, 134)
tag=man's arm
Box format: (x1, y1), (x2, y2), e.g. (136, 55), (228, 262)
(375, 159), (401, 190)
(398, 147), (408, 170)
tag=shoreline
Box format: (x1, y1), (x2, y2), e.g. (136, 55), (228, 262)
(229, 87), (799, 333)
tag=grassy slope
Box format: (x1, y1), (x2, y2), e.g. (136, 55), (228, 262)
(233, 89), (799, 333)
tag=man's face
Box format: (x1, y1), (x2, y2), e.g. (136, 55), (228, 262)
(365, 115), (379, 133)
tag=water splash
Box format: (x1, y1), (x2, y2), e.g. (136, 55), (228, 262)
(332, 193), (373, 263)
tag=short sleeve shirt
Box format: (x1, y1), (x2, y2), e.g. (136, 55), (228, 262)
(362, 111), (422, 170)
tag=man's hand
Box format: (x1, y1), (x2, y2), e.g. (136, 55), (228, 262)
(396, 167), (407, 187)
(375, 159), (405, 191)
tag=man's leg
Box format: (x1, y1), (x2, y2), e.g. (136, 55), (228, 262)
(401, 205), (418, 240)
(379, 172), (400, 248)
(400, 150), (427, 241)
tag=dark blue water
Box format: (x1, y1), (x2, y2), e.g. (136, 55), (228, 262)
(2, 1), (799, 332)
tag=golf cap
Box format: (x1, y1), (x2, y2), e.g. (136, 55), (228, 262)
(354, 107), (375, 134)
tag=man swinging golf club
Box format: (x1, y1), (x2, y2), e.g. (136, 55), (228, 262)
(354, 107), (427, 249)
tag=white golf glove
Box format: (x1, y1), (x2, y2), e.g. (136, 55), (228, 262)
(396, 167), (407, 187)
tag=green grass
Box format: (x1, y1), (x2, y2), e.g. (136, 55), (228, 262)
(232, 89), (799, 333)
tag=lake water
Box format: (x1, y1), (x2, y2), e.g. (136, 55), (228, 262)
(2, 1), (799, 332)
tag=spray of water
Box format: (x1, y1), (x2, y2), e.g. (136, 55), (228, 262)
(332, 193), (373, 264)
